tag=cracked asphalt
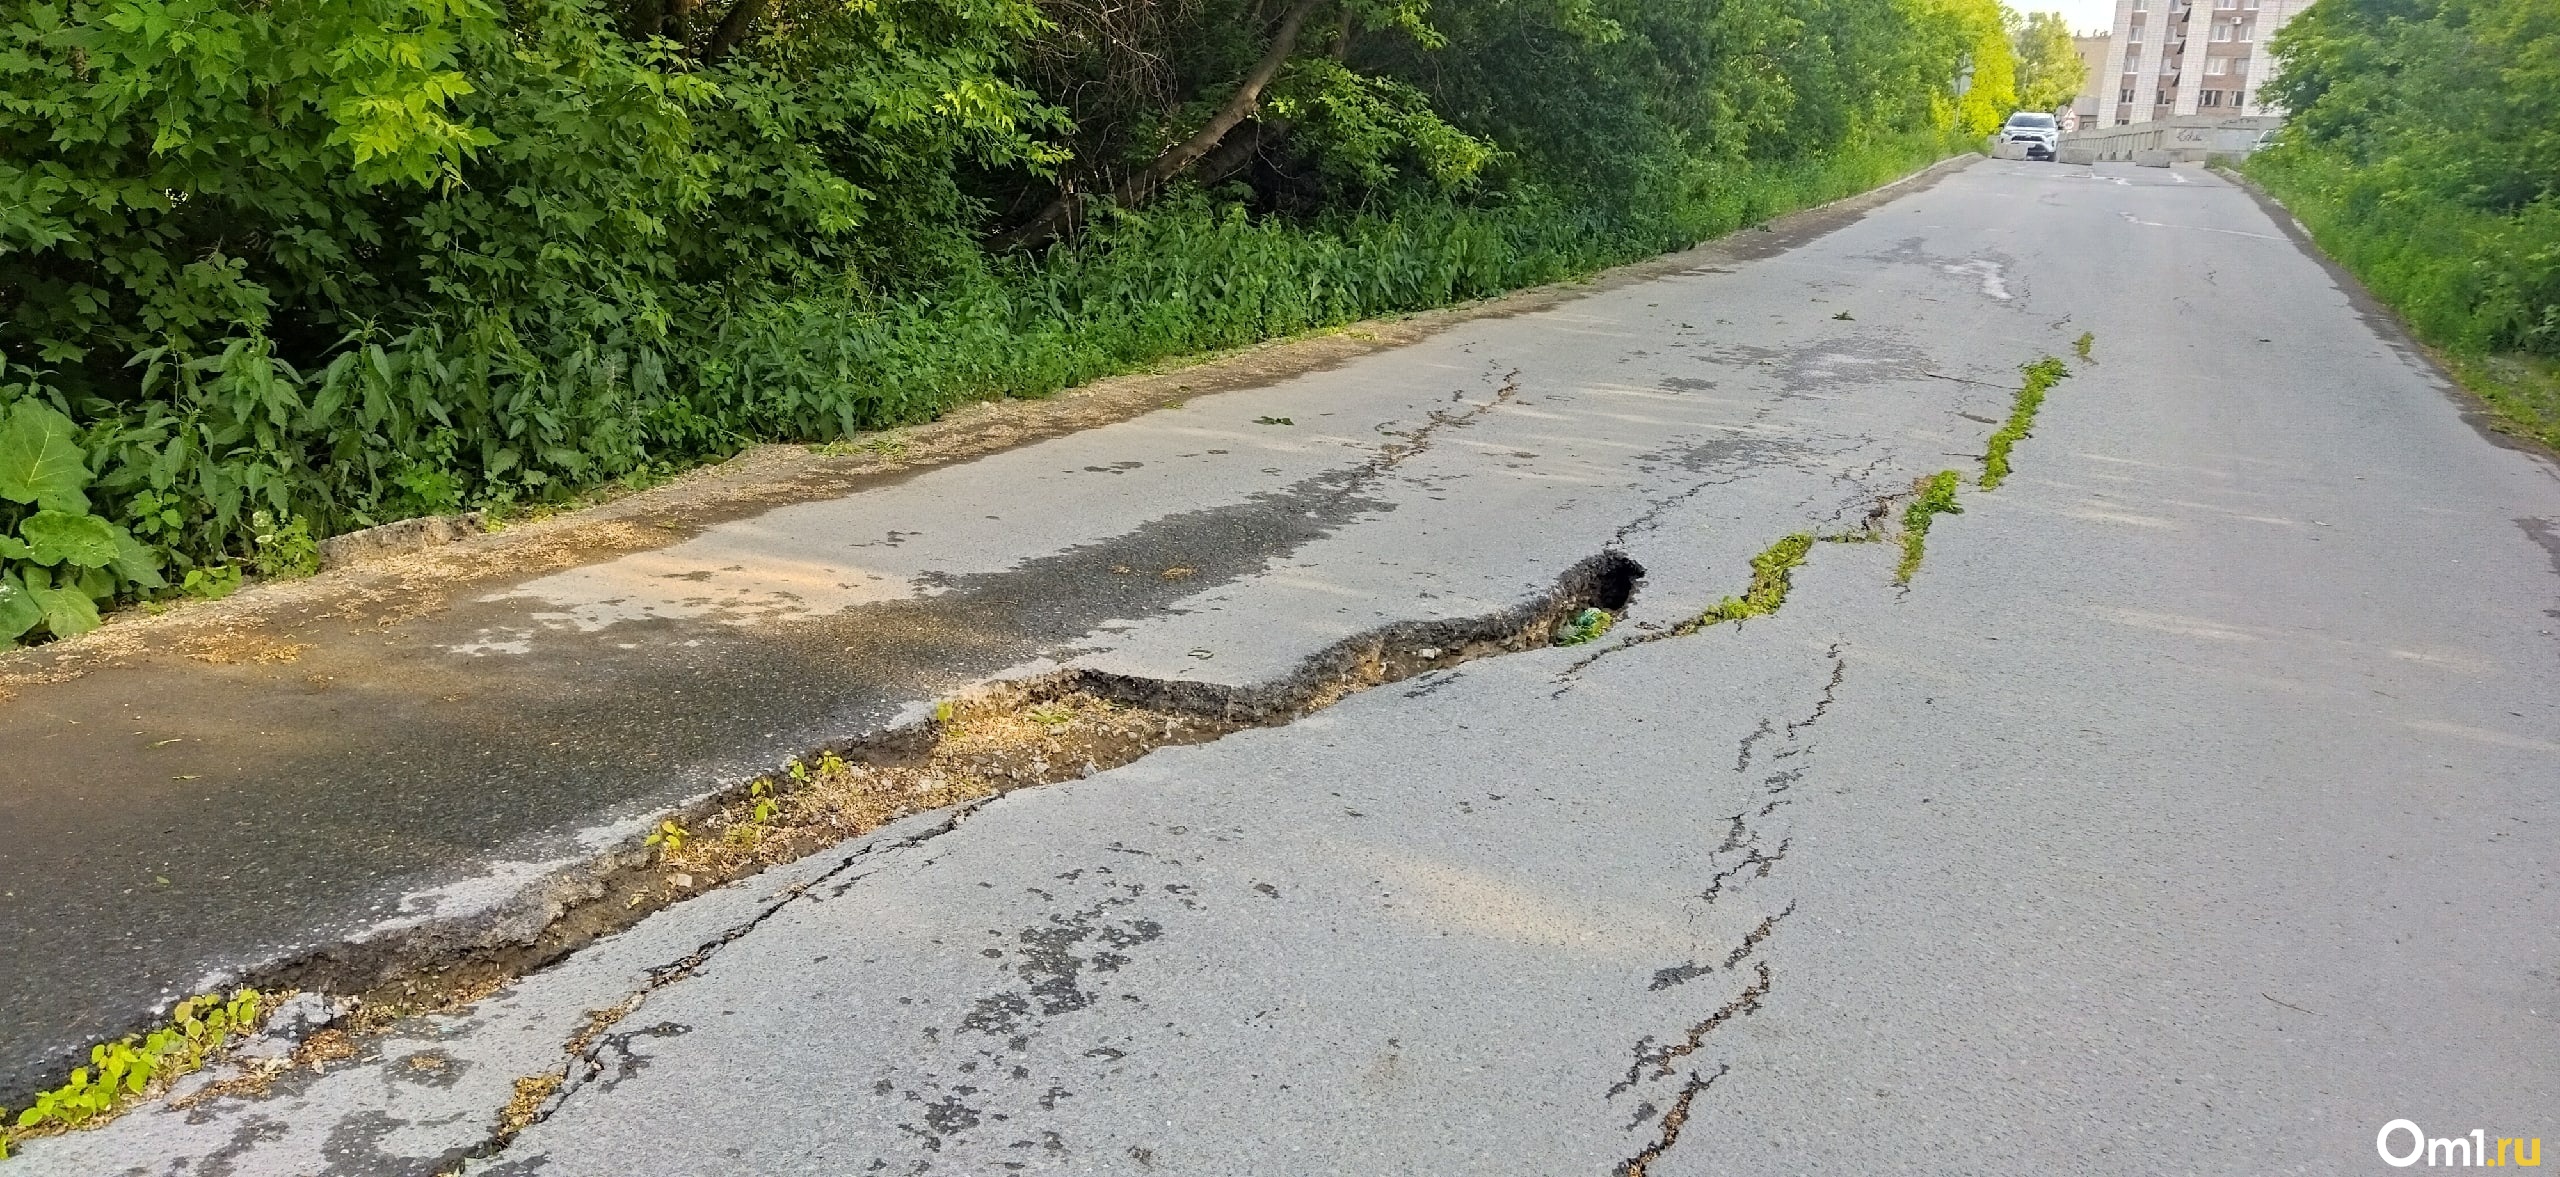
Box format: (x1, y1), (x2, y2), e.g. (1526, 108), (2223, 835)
(12, 159), (2559, 1175)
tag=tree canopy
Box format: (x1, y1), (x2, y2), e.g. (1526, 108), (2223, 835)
(2010, 9), (2085, 113)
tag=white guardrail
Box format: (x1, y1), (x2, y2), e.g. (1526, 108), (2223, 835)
(2056, 115), (2283, 167)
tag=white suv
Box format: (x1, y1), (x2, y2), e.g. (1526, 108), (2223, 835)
(2001, 112), (2059, 161)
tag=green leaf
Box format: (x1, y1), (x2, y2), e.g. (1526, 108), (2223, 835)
(19, 510), (122, 569)
(0, 577), (43, 642)
(29, 582), (101, 639)
(0, 401), (93, 512)
(110, 530), (166, 589)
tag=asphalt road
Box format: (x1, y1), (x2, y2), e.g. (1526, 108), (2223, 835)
(14, 159), (2557, 1175)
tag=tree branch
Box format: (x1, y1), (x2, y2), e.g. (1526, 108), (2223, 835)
(1197, 118), (1288, 187)
(1004, 0), (1325, 247)
(702, 0), (769, 62)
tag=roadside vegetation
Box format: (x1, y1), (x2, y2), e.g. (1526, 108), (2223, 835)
(0, 0), (2048, 646)
(2248, 0), (2560, 451)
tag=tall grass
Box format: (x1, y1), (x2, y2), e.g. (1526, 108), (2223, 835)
(2249, 149), (2560, 359)
(706, 130), (1970, 446)
(2250, 147), (2560, 449)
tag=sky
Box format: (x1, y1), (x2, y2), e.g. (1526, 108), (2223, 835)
(2033, 0), (2121, 36)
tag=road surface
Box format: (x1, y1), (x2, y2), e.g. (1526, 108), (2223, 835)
(10, 159), (2556, 1175)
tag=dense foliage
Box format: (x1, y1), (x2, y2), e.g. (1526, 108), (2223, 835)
(0, 0), (2002, 642)
(2251, 0), (2559, 360)
(2009, 9), (2083, 112)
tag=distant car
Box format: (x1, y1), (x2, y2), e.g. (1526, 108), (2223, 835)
(2001, 112), (2060, 161)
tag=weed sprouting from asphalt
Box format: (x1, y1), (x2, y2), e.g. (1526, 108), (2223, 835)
(1980, 356), (2070, 490)
(1553, 607), (1616, 646)
(1894, 471), (1964, 585)
(0, 990), (267, 1157)
(1680, 533), (1815, 632)
(2073, 331), (2095, 362)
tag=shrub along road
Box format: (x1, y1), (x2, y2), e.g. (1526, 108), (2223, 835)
(9, 159), (2559, 1173)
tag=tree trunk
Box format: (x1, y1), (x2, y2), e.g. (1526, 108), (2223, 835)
(702, 0), (769, 62)
(1196, 118), (1287, 187)
(1004, 0), (1325, 248)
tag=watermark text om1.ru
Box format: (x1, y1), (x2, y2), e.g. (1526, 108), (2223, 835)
(2377, 1120), (2542, 1168)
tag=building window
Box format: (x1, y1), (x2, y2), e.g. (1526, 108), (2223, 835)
(2206, 56), (2228, 74)
(2212, 22), (2233, 40)
(2234, 90), (2247, 107)
(2121, 88), (2136, 104)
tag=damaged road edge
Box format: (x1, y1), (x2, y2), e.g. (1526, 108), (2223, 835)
(3, 552), (1645, 1132)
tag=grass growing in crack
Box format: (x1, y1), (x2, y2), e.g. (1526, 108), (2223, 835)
(1679, 533), (1815, 633)
(1980, 356), (2071, 490)
(0, 990), (266, 1157)
(1894, 471), (1963, 585)
(1552, 607), (1616, 646)
(2074, 331), (2095, 363)
(639, 693), (1237, 893)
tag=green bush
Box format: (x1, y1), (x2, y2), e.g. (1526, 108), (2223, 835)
(2251, 0), (2559, 359)
(0, 0), (1985, 645)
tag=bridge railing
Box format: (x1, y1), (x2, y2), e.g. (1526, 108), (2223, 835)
(2057, 115), (2283, 167)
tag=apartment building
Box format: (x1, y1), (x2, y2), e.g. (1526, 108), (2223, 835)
(2095, 0), (2309, 126)
(2071, 32), (2112, 127)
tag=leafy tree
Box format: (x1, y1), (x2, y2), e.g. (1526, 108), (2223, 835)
(2010, 9), (2085, 113)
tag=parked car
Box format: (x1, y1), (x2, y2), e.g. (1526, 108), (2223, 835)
(2001, 111), (2059, 161)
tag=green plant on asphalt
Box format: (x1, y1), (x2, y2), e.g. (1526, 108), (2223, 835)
(1981, 356), (2071, 490)
(1553, 608), (1615, 647)
(2073, 332), (2095, 362)
(0, 990), (264, 1155)
(643, 819), (689, 861)
(1683, 532), (1816, 631)
(1895, 471), (1964, 585)
(727, 778), (781, 846)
